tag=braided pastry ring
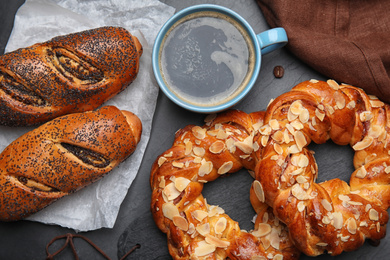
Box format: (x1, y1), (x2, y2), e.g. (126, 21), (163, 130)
(150, 79), (390, 259)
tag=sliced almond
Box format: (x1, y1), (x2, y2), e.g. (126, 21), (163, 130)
(332, 212), (343, 229)
(269, 119), (280, 130)
(158, 156), (167, 167)
(272, 130), (285, 144)
(198, 160), (213, 177)
(218, 161), (233, 175)
(235, 134), (254, 154)
(175, 177), (191, 192)
(253, 180), (265, 203)
(192, 126), (206, 139)
(291, 184), (309, 200)
(346, 101), (356, 109)
(209, 140), (225, 154)
(173, 215), (189, 231)
(290, 100), (303, 115)
(252, 223), (272, 237)
(346, 217), (357, 234)
(196, 223), (211, 237)
(299, 108), (310, 123)
(215, 217), (228, 234)
(327, 79), (339, 90)
(369, 208), (379, 221)
(274, 143), (283, 155)
(294, 131), (307, 151)
(205, 234), (230, 248)
(184, 140), (193, 155)
(193, 147), (206, 157)
(162, 202), (179, 220)
(163, 183), (181, 201)
(259, 124), (272, 135)
(334, 92), (346, 109)
(355, 166), (367, 178)
(360, 111), (373, 122)
(315, 108), (326, 121)
(352, 136), (373, 151)
(298, 201), (305, 212)
(216, 129), (228, 140)
(194, 241), (216, 257)
(172, 161), (184, 168)
(321, 199), (333, 212)
(192, 210), (208, 222)
(370, 99), (384, 108)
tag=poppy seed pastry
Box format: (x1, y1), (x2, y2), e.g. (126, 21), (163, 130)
(0, 106), (142, 221)
(150, 79), (390, 259)
(0, 26), (142, 126)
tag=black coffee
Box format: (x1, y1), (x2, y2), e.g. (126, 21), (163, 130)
(159, 11), (255, 107)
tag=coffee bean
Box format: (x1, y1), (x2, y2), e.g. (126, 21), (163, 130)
(273, 66), (284, 78)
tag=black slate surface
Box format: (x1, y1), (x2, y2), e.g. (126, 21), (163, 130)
(0, 0), (389, 259)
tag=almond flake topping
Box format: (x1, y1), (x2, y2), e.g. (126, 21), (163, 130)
(270, 228), (281, 250)
(215, 217), (228, 234)
(346, 217), (357, 234)
(272, 130), (285, 144)
(290, 120), (304, 130)
(218, 161), (233, 175)
(370, 99), (385, 108)
(193, 147), (205, 157)
(162, 202), (179, 220)
(369, 208), (379, 221)
(205, 234), (230, 248)
(174, 177), (191, 192)
(235, 134), (254, 154)
(274, 254), (283, 260)
(299, 108), (310, 123)
(310, 79), (319, 83)
(321, 199), (333, 212)
(184, 139), (193, 155)
(269, 119), (280, 130)
(204, 113), (217, 124)
(360, 111), (373, 122)
(294, 131), (307, 151)
(196, 223), (211, 237)
(332, 212), (343, 229)
(210, 140), (225, 154)
(292, 184), (310, 200)
(198, 160), (213, 177)
(334, 91), (346, 109)
(253, 180), (265, 202)
(274, 143), (283, 155)
(315, 108), (326, 121)
(194, 241), (216, 257)
(252, 223), (272, 237)
(163, 183), (181, 201)
(216, 129), (229, 140)
(327, 79), (340, 90)
(352, 136), (373, 151)
(290, 100), (303, 115)
(297, 201), (305, 212)
(158, 157), (167, 167)
(192, 126), (206, 139)
(192, 210), (208, 222)
(260, 124), (272, 135)
(173, 215), (189, 231)
(172, 161), (184, 168)
(346, 101), (356, 109)
(355, 166), (367, 178)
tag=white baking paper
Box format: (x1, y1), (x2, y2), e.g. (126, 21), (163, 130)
(3, 0), (175, 231)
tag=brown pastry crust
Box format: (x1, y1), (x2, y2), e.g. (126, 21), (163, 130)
(0, 26), (142, 126)
(150, 79), (390, 259)
(0, 105), (142, 221)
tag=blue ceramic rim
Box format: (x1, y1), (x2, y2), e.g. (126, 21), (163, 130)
(152, 4), (262, 113)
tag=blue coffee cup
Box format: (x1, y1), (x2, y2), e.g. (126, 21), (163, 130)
(152, 4), (288, 113)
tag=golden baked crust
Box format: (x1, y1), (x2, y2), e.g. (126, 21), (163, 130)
(150, 79), (390, 259)
(0, 105), (142, 221)
(0, 26), (142, 126)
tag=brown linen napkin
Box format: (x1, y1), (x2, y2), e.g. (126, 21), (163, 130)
(256, 0), (390, 103)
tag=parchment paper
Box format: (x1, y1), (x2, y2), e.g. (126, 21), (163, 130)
(2, 0), (175, 232)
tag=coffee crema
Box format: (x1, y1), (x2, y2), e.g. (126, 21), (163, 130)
(159, 10), (255, 107)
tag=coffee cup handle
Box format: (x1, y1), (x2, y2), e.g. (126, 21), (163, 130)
(257, 27), (288, 55)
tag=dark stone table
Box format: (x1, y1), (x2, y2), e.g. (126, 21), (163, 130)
(0, 0), (388, 259)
